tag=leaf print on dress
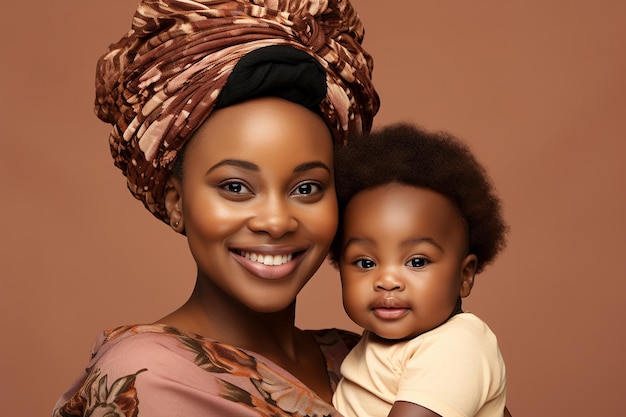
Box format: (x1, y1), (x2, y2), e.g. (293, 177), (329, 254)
(253, 365), (334, 417)
(177, 332), (334, 416)
(178, 332), (261, 378)
(54, 368), (147, 417)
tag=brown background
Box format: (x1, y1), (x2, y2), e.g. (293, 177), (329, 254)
(1, 1), (625, 416)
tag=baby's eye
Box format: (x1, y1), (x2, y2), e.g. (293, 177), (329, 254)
(355, 259), (376, 269)
(293, 182), (321, 196)
(407, 257), (429, 268)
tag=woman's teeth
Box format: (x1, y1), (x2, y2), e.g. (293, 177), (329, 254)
(239, 251), (293, 266)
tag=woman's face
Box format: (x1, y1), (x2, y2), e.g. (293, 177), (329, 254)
(172, 97), (337, 313)
(339, 183), (476, 340)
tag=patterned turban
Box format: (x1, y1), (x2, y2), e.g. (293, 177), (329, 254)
(95, 0), (379, 223)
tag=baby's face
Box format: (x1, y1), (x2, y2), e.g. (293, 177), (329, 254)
(338, 183), (476, 340)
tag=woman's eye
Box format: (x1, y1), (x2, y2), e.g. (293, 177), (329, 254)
(407, 257), (428, 268)
(222, 181), (251, 194)
(293, 182), (321, 196)
(355, 259), (376, 269)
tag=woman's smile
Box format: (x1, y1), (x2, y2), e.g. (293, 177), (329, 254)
(235, 249), (296, 266)
(231, 246), (307, 280)
(232, 248), (303, 280)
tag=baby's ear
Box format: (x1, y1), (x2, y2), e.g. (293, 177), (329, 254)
(459, 254), (477, 298)
(164, 176), (185, 233)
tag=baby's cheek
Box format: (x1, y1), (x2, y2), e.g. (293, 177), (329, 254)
(342, 281), (369, 324)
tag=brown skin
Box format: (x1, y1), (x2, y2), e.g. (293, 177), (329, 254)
(152, 99), (514, 415)
(159, 97), (338, 402)
(389, 402), (513, 417)
(339, 184), (476, 342)
(339, 184), (511, 417)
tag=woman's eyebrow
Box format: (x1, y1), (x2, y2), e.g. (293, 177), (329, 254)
(293, 161), (331, 173)
(206, 159), (259, 174)
(206, 160), (330, 175)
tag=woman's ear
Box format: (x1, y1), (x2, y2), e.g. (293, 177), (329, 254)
(459, 254), (477, 298)
(164, 176), (185, 233)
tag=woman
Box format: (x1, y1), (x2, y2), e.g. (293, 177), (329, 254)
(53, 0), (378, 416)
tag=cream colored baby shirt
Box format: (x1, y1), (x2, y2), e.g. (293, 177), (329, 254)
(333, 313), (506, 417)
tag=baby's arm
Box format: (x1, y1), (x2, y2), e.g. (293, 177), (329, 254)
(388, 400), (441, 417)
(387, 401), (513, 417)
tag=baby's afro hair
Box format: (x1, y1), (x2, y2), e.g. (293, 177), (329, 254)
(330, 123), (508, 273)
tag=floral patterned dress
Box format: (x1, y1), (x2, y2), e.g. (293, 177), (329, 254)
(53, 324), (359, 417)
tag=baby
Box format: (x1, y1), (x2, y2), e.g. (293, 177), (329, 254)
(331, 123), (508, 417)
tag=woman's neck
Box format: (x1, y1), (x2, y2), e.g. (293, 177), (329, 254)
(157, 272), (333, 402)
(157, 274), (301, 360)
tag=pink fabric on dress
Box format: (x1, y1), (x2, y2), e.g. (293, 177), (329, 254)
(53, 324), (358, 417)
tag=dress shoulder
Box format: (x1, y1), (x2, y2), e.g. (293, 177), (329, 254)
(53, 325), (358, 417)
(308, 328), (361, 391)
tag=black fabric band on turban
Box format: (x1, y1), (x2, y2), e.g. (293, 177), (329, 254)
(95, 0), (380, 224)
(215, 45), (326, 110)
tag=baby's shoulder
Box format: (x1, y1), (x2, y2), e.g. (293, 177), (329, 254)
(414, 313), (499, 357)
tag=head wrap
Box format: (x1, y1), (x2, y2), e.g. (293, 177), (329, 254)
(95, 0), (379, 223)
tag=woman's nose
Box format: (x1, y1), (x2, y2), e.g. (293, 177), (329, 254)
(247, 194), (298, 238)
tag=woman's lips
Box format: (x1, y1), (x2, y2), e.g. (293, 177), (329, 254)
(237, 250), (293, 266)
(231, 249), (302, 280)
